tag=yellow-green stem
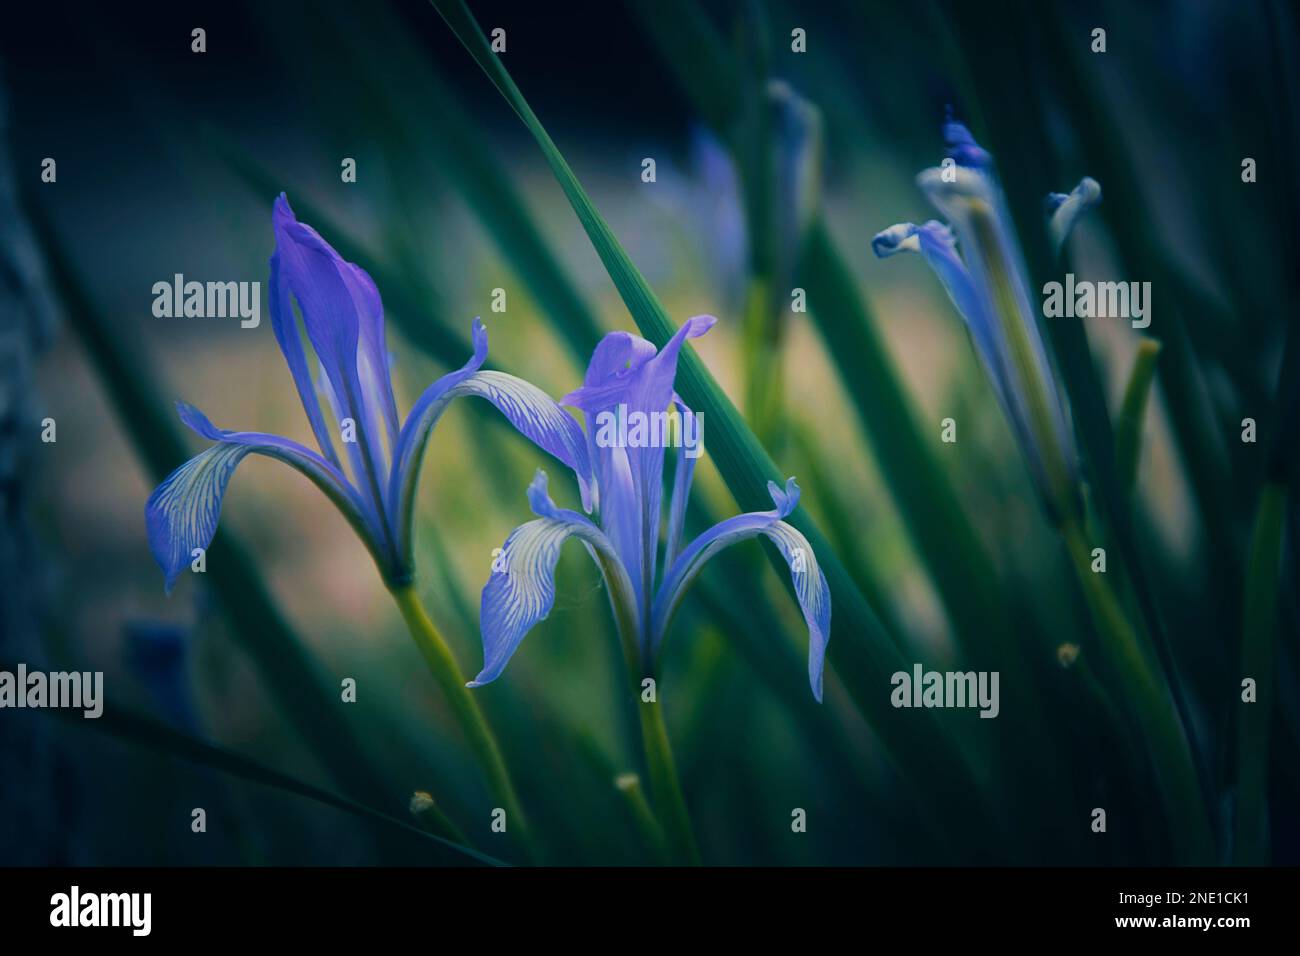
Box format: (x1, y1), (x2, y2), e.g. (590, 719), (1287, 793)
(1061, 518), (1213, 862)
(590, 545), (699, 865)
(389, 584), (533, 859)
(614, 772), (671, 864)
(638, 695), (702, 865)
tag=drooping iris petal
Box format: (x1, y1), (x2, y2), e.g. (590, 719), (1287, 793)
(387, 321), (594, 573)
(1046, 176), (1102, 254)
(146, 402), (382, 592)
(472, 471), (637, 687)
(650, 477), (831, 701)
(146, 442), (249, 594)
(872, 220), (1018, 429)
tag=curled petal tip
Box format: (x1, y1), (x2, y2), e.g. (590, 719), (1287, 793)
(766, 476), (801, 517)
(175, 402), (223, 441)
(453, 317), (489, 374)
(943, 119), (993, 168)
(872, 222), (921, 258)
(1048, 176), (1103, 252)
(272, 193), (296, 224)
(679, 314), (718, 342)
(526, 469), (561, 518)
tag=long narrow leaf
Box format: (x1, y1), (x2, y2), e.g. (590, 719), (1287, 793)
(25, 680), (501, 866)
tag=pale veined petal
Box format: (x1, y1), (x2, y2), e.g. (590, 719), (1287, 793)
(146, 403), (381, 592)
(472, 471), (637, 687)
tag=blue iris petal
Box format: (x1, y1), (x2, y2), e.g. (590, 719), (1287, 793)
(472, 470), (635, 687)
(650, 478), (831, 701)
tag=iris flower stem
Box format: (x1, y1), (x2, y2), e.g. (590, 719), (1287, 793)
(1233, 481), (1286, 864)
(389, 584), (534, 861)
(614, 772), (671, 865)
(595, 548), (700, 865)
(638, 696), (702, 865)
(741, 276), (783, 447)
(1060, 518), (1213, 862)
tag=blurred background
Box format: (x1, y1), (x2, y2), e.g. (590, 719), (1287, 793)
(1, 0), (1296, 866)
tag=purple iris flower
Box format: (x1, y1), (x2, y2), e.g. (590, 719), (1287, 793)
(471, 315), (832, 700)
(146, 195), (591, 592)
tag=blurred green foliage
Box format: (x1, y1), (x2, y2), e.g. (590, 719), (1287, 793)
(6, 0), (1297, 865)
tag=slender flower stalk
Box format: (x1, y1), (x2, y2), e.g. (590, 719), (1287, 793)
(613, 773), (670, 865)
(145, 195), (593, 854)
(390, 585), (532, 850)
(471, 316), (832, 863)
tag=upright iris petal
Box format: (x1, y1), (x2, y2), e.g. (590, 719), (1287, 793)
(147, 194), (589, 593)
(872, 121), (1097, 522)
(561, 314), (716, 626)
(478, 316), (832, 700)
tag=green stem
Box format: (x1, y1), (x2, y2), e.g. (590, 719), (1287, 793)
(638, 695), (702, 865)
(614, 772), (671, 864)
(389, 584), (533, 859)
(741, 275), (783, 448)
(1061, 518), (1213, 862)
(408, 790), (470, 846)
(1234, 481), (1287, 864)
(588, 548), (700, 865)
